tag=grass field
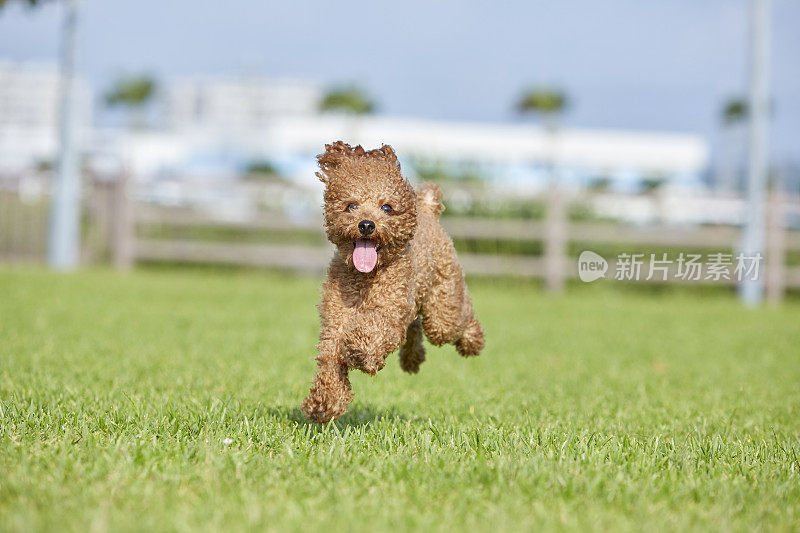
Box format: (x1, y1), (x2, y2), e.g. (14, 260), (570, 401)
(1, 267), (799, 532)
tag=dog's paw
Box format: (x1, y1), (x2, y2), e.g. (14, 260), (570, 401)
(455, 317), (485, 357)
(303, 404), (335, 424)
(302, 392), (348, 424)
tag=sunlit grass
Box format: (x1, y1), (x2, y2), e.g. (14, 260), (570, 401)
(1, 267), (799, 531)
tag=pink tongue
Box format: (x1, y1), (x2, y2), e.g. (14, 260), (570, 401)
(353, 239), (378, 273)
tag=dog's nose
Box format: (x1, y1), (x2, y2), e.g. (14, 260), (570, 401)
(358, 220), (375, 236)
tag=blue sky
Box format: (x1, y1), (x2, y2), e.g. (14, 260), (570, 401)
(1, 0), (798, 163)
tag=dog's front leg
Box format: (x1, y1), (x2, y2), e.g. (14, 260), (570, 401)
(343, 309), (408, 375)
(302, 336), (353, 423)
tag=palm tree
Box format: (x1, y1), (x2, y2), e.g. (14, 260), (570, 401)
(516, 87), (569, 293)
(0, 0), (46, 6)
(718, 97), (749, 192)
(516, 89), (568, 127)
(723, 99), (748, 123)
(516, 87), (569, 171)
(319, 85), (375, 144)
(319, 85), (375, 115)
(105, 75), (157, 130)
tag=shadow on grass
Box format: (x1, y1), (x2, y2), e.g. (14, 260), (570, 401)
(267, 404), (410, 430)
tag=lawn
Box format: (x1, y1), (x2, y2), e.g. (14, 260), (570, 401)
(1, 267), (799, 532)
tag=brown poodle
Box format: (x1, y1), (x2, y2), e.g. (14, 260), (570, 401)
(301, 141), (485, 423)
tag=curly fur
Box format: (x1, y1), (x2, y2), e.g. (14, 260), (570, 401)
(301, 141), (485, 423)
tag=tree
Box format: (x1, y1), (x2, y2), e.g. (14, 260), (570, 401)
(515, 86), (569, 169)
(0, 0), (48, 7)
(319, 85), (375, 115)
(319, 85), (375, 144)
(104, 75), (157, 130)
(515, 87), (570, 293)
(243, 160), (287, 183)
(516, 88), (568, 120)
(723, 98), (749, 125)
(515, 87), (569, 164)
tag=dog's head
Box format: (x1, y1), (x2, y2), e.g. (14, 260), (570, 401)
(317, 141), (417, 274)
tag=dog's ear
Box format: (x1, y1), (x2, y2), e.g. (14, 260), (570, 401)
(379, 144), (401, 171)
(317, 141), (353, 183)
(379, 144), (396, 160)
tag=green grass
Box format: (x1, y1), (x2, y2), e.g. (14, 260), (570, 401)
(1, 267), (799, 532)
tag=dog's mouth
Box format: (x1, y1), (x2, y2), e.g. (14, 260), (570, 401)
(352, 239), (381, 273)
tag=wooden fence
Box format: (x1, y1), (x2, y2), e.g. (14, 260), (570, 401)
(2, 174), (800, 300)
(125, 184), (800, 301)
(0, 175), (127, 266)
(0, 186), (49, 263)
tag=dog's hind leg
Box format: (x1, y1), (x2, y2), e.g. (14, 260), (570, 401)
(451, 281), (484, 357)
(421, 266), (484, 358)
(455, 313), (484, 357)
(398, 317), (426, 374)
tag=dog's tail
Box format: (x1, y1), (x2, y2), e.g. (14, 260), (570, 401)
(416, 182), (444, 217)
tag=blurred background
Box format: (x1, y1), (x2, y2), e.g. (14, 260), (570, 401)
(0, 0), (798, 301)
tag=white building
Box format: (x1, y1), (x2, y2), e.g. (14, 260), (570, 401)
(104, 114), (708, 183)
(164, 76), (321, 132)
(110, 114), (707, 191)
(0, 60), (92, 172)
(257, 115), (708, 188)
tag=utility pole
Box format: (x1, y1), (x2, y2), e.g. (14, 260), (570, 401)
(739, 0), (771, 305)
(48, 0), (82, 270)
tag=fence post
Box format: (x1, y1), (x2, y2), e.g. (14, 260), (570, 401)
(82, 175), (100, 264)
(765, 184), (785, 303)
(544, 184), (567, 292)
(112, 170), (134, 270)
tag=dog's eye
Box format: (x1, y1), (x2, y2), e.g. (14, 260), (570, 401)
(346, 203), (357, 212)
(381, 204), (393, 214)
